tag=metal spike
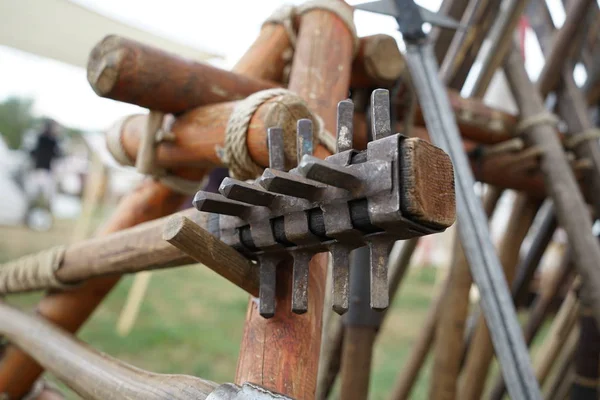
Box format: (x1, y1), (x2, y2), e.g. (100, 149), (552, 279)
(297, 119), (314, 163)
(370, 89), (392, 141)
(297, 155), (362, 192)
(268, 127), (285, 171)
(291, 252), (312, 314)
(258, 256), (278, 318)
(219, 177), (278, 207)
(192, 191), (250, 217)
(336, 100), (354, 153)
(258, 168), (326, 200)
(368, 236), (393, 311)
(330, 244), (351, 314)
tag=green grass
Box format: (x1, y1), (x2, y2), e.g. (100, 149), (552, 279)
(0, 221), (549, 399)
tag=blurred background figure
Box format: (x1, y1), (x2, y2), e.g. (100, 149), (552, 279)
(23, 119), (64, 231)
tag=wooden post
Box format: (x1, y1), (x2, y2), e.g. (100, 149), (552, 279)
(429, 186), (502, 400)
(456, 195), (540, 400)
(234, 2), (354, 398)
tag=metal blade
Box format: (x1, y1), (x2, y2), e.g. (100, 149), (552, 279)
(403, 42), (542, 400)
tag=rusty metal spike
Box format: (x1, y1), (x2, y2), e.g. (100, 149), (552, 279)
(192, 191), (250, 217)
(258, 256), (278, 318)
(297, 155), (362, 192)
(219, 177), (278, 207)
(267, 127), (285, 171)
(329, 244), (351, 314)
(368, 235), (393, 311)
(336, 99), (354, 153)
(258, 168), (326, 200)
(297, 119), (314, 163)
(371, 89), (392, 141)
(291, 251), (313, 314)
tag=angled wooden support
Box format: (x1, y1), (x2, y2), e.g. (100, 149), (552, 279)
(0, 301), (218, 400)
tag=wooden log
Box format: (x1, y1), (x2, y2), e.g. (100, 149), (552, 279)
(0, 180), (190, 398)
(162, 215), (258, 296)
(234, 3), (354, 398)
(457, 195), (540, 400)
(87, 35), (277, 114)
(339, 326), (377, 400)
(351, 34), (405, 88)
(0, 301), (218, 399)
(0, 19), (284, 396)
(504, 44), (600, 327)
(429, 187), (502, 400)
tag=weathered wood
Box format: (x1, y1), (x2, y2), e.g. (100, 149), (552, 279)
(87, 35), (277, 113)
(234, 3), (354, 398)
(351, 34), (405, 88)
(0, 181), (191, 398)
(113, 99), (332, 174)
(457, 195), (540, 400)
(163, 216), (259, 296)
(505, 44), (600, 327)
(429, 186), (501, 400)
(339, 326), (377, 400)
(0, 301), (218, 399)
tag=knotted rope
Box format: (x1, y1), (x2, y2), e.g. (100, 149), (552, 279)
(106, 114), (206, 195)
(263, 0), (359, 53)
(515, 112), (559, 135)
(220, 88), (336, 180)
(0, 246), (70, 294)
(564, 128), (600, 149)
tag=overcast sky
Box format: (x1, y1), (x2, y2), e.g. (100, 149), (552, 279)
(0, 0), (575, 133)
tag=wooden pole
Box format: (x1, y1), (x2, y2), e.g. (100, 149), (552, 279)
(544, 329), (577, 399)
(504, 44), (600, 327)
(457, 195), (541, 400)
(570, 307), (600, 398)
(234, 3), (354, 398)
(0, 301), (218, 400)
(429, 186), (502, 400)
(430, 0), (470, 63)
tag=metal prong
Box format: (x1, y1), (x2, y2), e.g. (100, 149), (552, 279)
(258, 168), (326, 200)
(258, 256), (278, 318)
(336, 100), (354, 153)
(219, 177), (278, 207)
(297, 119), (314, 163)
(268, 127), (285, 171)
(298, 155), (362, 192)
(330, 244), (351, 314)
(368, 236), (392, 311)
(292, 252), (312, 314)
(370, 89), (392, 141)
(192, 191), (250, 216)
